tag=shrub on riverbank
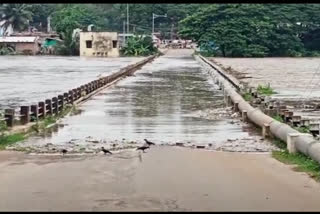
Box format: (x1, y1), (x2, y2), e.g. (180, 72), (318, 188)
(121, 35), (159, 57)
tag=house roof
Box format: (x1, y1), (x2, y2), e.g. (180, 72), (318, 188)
(0, 36), (38, 43)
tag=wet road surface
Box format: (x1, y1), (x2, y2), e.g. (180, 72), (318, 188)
(0, 147), (320, 211)
(1, 50), (319, 211)
(0, 56), (144, 109)
(14, 49), (277, 152)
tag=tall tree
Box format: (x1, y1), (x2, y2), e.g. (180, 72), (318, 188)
(179, 4), (320, 57)
(0, 4), (33, 33)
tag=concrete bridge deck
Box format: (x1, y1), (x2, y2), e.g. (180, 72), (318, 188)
(0, 50), (320, 211)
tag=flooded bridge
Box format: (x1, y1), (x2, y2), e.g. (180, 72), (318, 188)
(1, 49), (320, 211)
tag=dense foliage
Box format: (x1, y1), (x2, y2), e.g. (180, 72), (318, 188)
(120, 35), (158, 56)
(0, 4), (33, 33)
(1, 4), (320, 57)
(179, 4), (320, 57)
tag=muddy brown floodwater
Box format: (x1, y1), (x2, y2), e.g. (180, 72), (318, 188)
(210, 57), (320, 100)
(210, 57), (320, 121)
(1, 50), (320, 211)
(10, 49), (277, 153)
(0, 55), (144, 109)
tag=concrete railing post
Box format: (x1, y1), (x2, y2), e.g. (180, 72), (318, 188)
(20, 106), (30, 125)
(30, 104), (39, 122)
(227, 95), (232, 106)
(52, 97), (58, 115)
(45, 99), (52, 116)
(4, 109), (15, 127)
(38, 101), (46, 119)
(242, 110), (248, 122)
(63, 93), (69, 104)
(234, 102), (239, 112)
(287, 133), (313, 154)
(68, 90), (74, 104)
(262, 123), (271, 139)
(58, 95), (64, 112)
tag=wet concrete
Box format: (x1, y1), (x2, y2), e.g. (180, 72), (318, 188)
(0, 56), (144, 109)
(10, 49), (278, 153)
(0, 147), (320, 211)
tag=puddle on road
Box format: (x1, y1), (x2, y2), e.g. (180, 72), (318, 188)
(9, 50), (278, 153)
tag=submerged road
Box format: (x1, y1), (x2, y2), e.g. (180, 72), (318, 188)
(1, 50), (320, 211)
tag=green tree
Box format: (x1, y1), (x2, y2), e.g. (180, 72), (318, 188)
(51, 5), (99, 55)
(29, 4), (56, 32)
(179, 4), (320, 57)
(0, 4), (33, 33)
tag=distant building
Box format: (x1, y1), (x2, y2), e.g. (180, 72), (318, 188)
(0, 36), (40, 55)
(80, 32), (120, 57)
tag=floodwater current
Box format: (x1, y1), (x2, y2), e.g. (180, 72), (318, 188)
(0, 55), (144, 109)
(15, 49), (277, 150)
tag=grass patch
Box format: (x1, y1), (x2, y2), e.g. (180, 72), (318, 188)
(272, 114), (284, 123)
(271, 138), (320, 182)
(257, 84), (276, 96)
(295, 126), (310, 134)
(0, 133), (25, 149)
(272, 150), (320, 181)
(273, 138), (287, 150)
(242, 92), (253, 102)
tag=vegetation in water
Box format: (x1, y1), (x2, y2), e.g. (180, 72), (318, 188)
(257, 84), (276, 96)
(120, 35), (159, 56)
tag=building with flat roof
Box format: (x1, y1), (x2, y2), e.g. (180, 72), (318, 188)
(80, 32), (119, 57)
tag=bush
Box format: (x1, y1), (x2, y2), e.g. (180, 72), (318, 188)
(55, 30), (79, 56)
(121, 35), (159, 56)
(0, 46), (15, 55)
(257, 84), (276, 95)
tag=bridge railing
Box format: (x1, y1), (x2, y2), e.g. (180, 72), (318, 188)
(0, 55), (156, 129)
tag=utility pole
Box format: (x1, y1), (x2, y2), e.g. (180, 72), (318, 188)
(152, 13), (167, 36)
(123, 21), (126, 47)
(47, 16), (51, 33)
(170, 23), (174, 41)
(127, 4), (129, 35)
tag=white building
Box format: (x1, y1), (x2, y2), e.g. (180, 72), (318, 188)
(80, 32), (120, 57)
